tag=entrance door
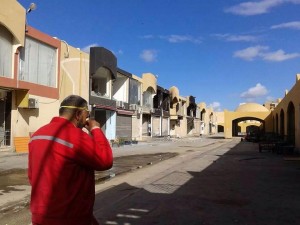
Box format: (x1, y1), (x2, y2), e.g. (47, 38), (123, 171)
(142, 114), (151, 136)
(0, 97), (4, 146)
(152, 116), (160, 137)
(95, 109), (106, 134)
(162, 117), (168, 136)
(0, 91), (12, 148)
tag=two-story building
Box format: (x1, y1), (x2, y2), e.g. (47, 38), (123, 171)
(130, 75), (143, 141)
(0, 0), (66, 152)
(89, 47), (143, 141)
(152, 85), (170, 137)
(141, 73), (157, 140)
(186, 96), (199, 136)
(169, 86), (187, 138)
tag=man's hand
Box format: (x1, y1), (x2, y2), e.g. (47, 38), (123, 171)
(85, 119), (100, 131)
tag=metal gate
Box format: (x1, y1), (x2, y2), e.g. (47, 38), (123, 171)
(116, 114), (132, 139)
(152, 116), (160, 137)
(142, 114), (151, 136)
(162, 117), (168, 136)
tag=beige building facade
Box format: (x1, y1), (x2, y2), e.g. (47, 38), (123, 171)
(0, 1), (63, 152)
(0, 1), (94, 152)
(268, 75), (300, 150)
(169, 86), (187, 138)
(198, 102), (218, 135)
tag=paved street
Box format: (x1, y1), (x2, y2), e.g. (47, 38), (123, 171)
(93, 138), (300, 225)
(1, 135), (300, 224)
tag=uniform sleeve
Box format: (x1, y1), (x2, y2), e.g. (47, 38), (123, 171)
(72, 128), (113, 171)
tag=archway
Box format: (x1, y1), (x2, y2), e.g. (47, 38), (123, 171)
(200, 109), (206, 121)
(280, 109), (284, 137)
(287, 102), (295, 144)
(272, 116), (275, 133)
(275, 114), (279, 134)
(232, 117), (264, 137)
(224, 109), (270, 139)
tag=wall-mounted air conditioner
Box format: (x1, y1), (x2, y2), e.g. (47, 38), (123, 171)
(116, 101), (124, 108)
(28, 98), (39, 109)
(138, 107), (142, 114)
(129, 104), (138, 110)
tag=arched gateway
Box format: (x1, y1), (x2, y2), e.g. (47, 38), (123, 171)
(224, 103), (271, 139)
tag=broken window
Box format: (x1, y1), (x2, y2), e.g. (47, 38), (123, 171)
(91, 67), (112, 98)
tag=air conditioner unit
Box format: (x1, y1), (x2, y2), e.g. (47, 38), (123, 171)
(28, 98), (39, 109)
(116, 101), (124, 108)
(129, 104), (138, 110)
(138, 107), (142, 114)
(150, 108), (155, 113)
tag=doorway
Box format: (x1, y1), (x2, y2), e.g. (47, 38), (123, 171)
(94, 109), (107, 134)
(0, 90), (12, 148)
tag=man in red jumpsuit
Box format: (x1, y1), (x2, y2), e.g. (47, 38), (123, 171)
(28, 95), (113, 225)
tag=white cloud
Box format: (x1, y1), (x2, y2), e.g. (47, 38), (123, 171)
(141, 35), (154, 39)
(226, 35), (258, 42)
(208, 102), (222, 112)
(225, 0), (300, 16)
(262, 50), (300, 61)
(161, 35), (202, 44)
(140, 49), (157, 62)
(214, 34), (258, 42)
(141, 34), (202, 44)
(240, 83), (268, 100)
(233, 45), (268, 61)
(271, 21), (300, 30)
(81, 43), (99, 53)
(266, 96), (275, 102)
(233, 45), (300, 62)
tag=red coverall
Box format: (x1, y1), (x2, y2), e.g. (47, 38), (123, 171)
(28, 117), (113, 225)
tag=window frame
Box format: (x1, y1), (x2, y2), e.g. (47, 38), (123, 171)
(19, 36), (57, 87)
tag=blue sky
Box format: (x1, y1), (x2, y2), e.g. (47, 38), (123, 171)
(18, 0), (300, 111)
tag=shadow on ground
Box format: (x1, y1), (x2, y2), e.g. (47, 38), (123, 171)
(94, 141), (300, 225)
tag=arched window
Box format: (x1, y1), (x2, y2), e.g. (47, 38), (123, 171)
(200, 109), (206, 121)
(275, 114), (279, 134)
(272, 116), (275, 133)
(91, 67), (112, 98)
(280, 109), (284, 137)
(287, 102), (295, 144)
(143, 87), (155, 109)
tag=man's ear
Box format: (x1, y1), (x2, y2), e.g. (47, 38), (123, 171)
(75, 110), (82, 120)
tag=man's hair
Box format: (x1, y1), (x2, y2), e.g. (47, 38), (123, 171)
(59, 95), (88, 116)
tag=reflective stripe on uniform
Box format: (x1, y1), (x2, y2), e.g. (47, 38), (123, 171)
(30, 135), (74, 148)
